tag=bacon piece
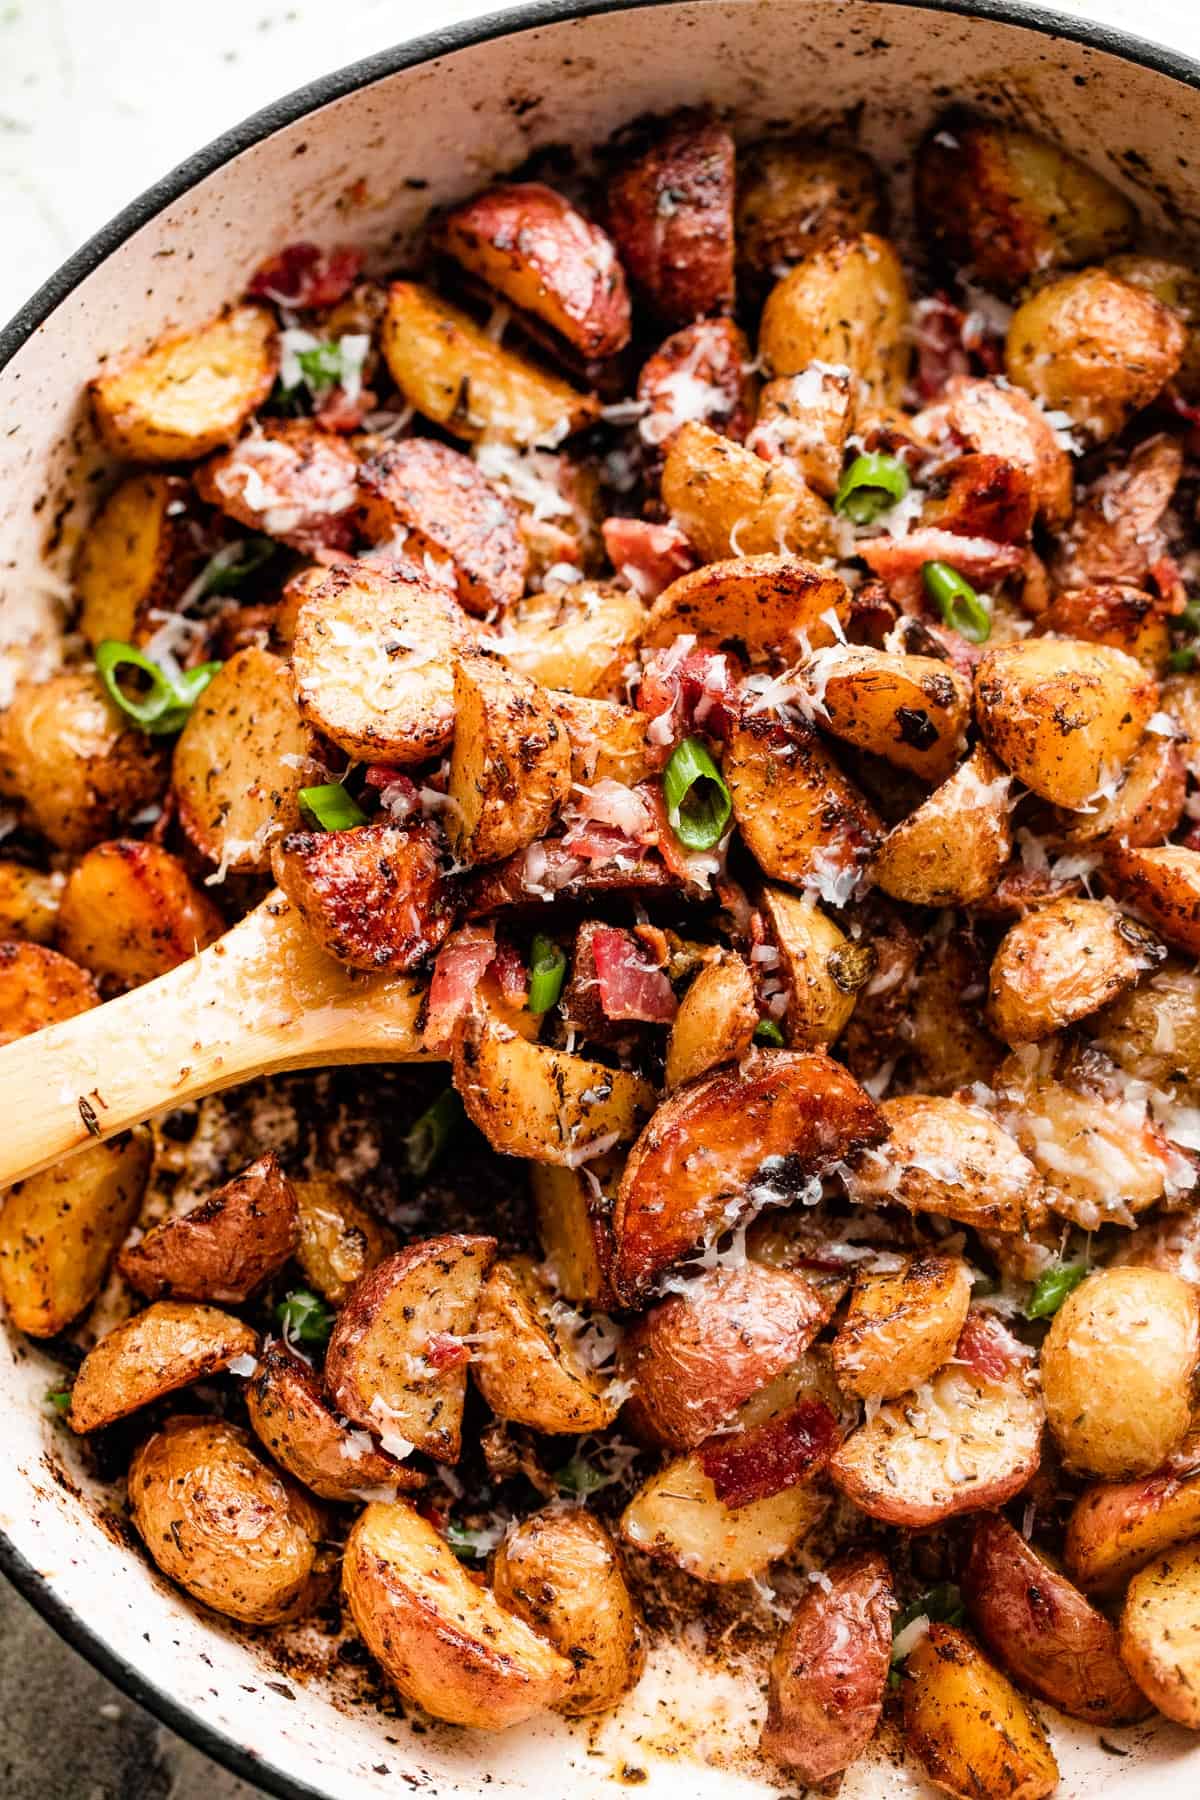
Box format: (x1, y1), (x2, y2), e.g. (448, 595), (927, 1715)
(857, 527), (1026, 611)
(425, 924), (497, 1049)
(1150, 554), (1188, 614)
(425, 1332), (470, 1372)
(602, 516), (697, 601)
(465, 839), (686, 914)
(955, 1308), (1027, 1385)
(493, 939), (529, 1009)
(698, 1399), (840, 1510)
(591, 925), (677, 1023)
(561, 779), (658, 858)
(637, 642), (738, 750)
(315, 382), (376, 434)
(912, 293), (972, 401)
(364, 767), (421, 822)
(247, 242), (364, 310)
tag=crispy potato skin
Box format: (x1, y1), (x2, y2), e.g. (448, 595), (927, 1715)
(548, 692), (654, 789)
(1005, 268), (1186, 443)
(56, 840), (223, 992)
(69, 1301), (258, 1434)
(832, 1254), (972, 1402)
(75, 473), (203, 648)
(344, 1499), (575, 1727)
(472, 1255), (619, 1434)
(447, 655), (571, 865)
(292, 1172), (396, 1304)
(737, 140), (883, 285)
(846, 1095), (1037, 1234)
(751, 364), (855, 498)
(607, 113), (735, 325)
(987, 895), (1161, 1045)
(1106, 845), (1200, 956)
(874, 746), (1012, 908)
(1000, 1074), (1175, 1231)
(195, 419), (359, 553)
(724, 711), (882, 892)
(129, 1415), (328, 1625)
(0, 1129), (151, 1336)
(0, 862), (64, 945)
(760, 1549), (894, 1782)
(89, 303), (278, 461)
(531, 1159), (617, 1308)
(661, 421), (834, 561)
(1120, 1542), (1200, 1727)
(1109, 252), (1200, 398)
(1053, 733), (1184, 848)
(246, 1342), (422, 1502)
(325, 1235), (495, 1461)
(612, 1048), (884, 1301)
(1065, 1438), (1200, 1594)
(272, 821), (453, 973)
(499, 581), (646, 699)
(1040, 1266), (1200, 1478)
(440, 182), (631, 358)
(357, 437), (528, 615)
(0, 940), (98, 1046)
(620, 1448), (827, 1583)
(1050, 435), (1181, 598)
(637, 317), (755, 452)
(665, 952), (757, 1088)
(914, 375), (1073, 528)
(759, 887), (866, 1050)
(646, 552), (847, 654)
(117, 1152), (298, 1303)
(813, 647), (971, 783)
(962, 1513), (1149, 1723)
(759, 232), (910, 403)
(902, 1625), (1059, 1800)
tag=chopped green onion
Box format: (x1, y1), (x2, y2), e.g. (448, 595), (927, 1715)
(1026, 1262), (1088, 1320)
(754, 1017), (785, 1047)
(528, 934), (567, 1014)
(96, 641), (221, 736)
(296, 341), (350, 391)
(891, 1584), (965, 1671)
(197, 535), (277, 597)
(299, 783), (367, 831)
(1169, 647), (1199, 673)
(922, 561), (992, 644)
(554, 1452), (607, 1496)
(404, 1088), (462, 1178)
(274, 1288), (334, 1348)
(663, 736), (732, 852)
(45, 1383), (72, 1417)
(445, 1519), (504, 1560)
(834, 452), (911, 524)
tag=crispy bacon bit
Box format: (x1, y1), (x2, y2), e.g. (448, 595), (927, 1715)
(315, 382), (377, 434)
(425, 1332), (470, 1372)
(637, 642), (738, 751)
(365, 767), (421, 822)
(247, 242), (364, 310)
(493, 938), (529, 1009)
(699, 1400), (840, 1510)
(857, 528), (1026, 611)
(591, 925), (678, 1023)
(426, 925), (497, 1048)
(912, 293), (972, 402)
(602, 516), (698, 601)
(1149, 554), (1188, 615)
(956, 1309), (1026, 1384)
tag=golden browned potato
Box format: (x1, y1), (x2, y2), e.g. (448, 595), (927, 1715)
(324, 1234), (495, 1462)
(759, 233), (910, 403)
(962, 1512), (1148, 1723)
(724, 712), (882, 893)
(530, 1157), (617, 1308)
(128, 1415), (328, 1625)
(292, 1173), (395, 1304)
(1053, 733), (1184, 848)
(272, 820), (453, 972)
(447, 655), (571, 865)
(245, 1341), (422, 1502)
(974, 637), (1157, 809)
(471, 1254), (619, 1434)
(909, 931), (1002, 1096)
(760, 1549), (894, 1782)
(845, 1095), (1036, 1234)
(917, 121), (1136, 290)
(0, 863), (64, 945)
(491, 1507), (643, 1715)
(343, 1499), (575, 1727)
(357, 437), (528, 615)
(637, 316), (756, 453)
(1005, 268), (1186, 443)
(811, 647), (971, 783)
(751, 364), (855, 498)
(498, 581), (646, 699)
(902, 1624), (1059, 1800)
(0, 1129), (151, 1336)
(914, 375), (1074, 528)
(646, 553), (848, 655)
(832, 1254), (973, 1402)
(0, 940), (98, 1046)
(69, 1300), (258, 1433)
(1001, 1074), (1175, 1231)
(90, 303), (278, 461)
(1109, 251), (1200, 398)
(1109, 1206), (1200, 1287)
(987, 896), (1161, 1046)
(548, 692), (654, 789)
(660, 421), (834, 562)
(194, 419), (359, 554)
(737, 140), (883, 284)
(607, 111), (735, 325)
(0, 670), (165, 853)
(381, 281), (598, 446)
(759, 884), (866, 1050)
(75, 473), (203, 649)
(613, 1048), (884, 1301)
(439, 182), (630, 358)
(1050, 435), (1181, 598)
(1106, 845), (1200, 956)
(453, 1012), (654, 1165)
(620, 1448), (827, 1584)
(1120, 1542), (1200, 1728)
(1066, 1439), (1200, 1593)
(874, 746), (1013, 907)
(1040, 1266), (1199, 1478)
(55, 840), (223, 991)
(173, 644), (318, 873)
(117, 1152), (297, 1303)
(665, 951), (757, 1088)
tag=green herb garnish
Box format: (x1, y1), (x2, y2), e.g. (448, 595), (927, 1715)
(404, 1089), (462, 1179)
(95, 641), (221, 736)
(922, 561), (992, 644)
(299, 783), (368, 831)
(834, 452), (911, 525)
(527, 934), (567, 1014)
(663, 736), (732, 852)
(1026, 1262), (1088, 1320)
(274, 1288), (335, 1349)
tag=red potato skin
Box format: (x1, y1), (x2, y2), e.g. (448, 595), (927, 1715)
(608, 113), (736, 326)
(246, 1341), (424, 1500)
(194, 420), (359, 554)
(118, 1152), (299, 1304)
(760, 1549), (895, 1782)
(271, 821), (455, 973)
(637, 317), (756, 452)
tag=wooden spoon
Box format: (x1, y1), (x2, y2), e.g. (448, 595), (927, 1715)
(0, 891), (434, 1187)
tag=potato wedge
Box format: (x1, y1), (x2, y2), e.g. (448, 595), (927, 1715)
(1053, 733), (1184, 848)
(963, 1512), (1149, 1723)
(293, 1173), (395, 1305)
(810, 647), (971, 783)
(69, 1300), (258, 1433)
(760, 1549), (894, 1782)
(454, 1012), (653, 1165)
(343, 1499), (575, 1727)
(987, 896), (1161, 1046)
(1109, 252), (1200, 399)
(1106, 845), (1200, 956)
(724, 712), (882, 894)
(759, 886), (868, 1049)
(620, 1448), (827, 1584)
(0, 1129), (151, 1337)
(612, 1048), (884, 1300)
(1121, 1541), (1200, 1728)
(75, 473), (204, 649)
(272, 820), (453, 972)
(1038, 586), (1170, 677)
(90, 303), (278, 461)
(845, 1095), (1037, 1234)
(660, 422), (834, 562)
(56, 840), (223, 991)
(999, 1073), (1176, 1230)
(117, 1151), (298, 1304)
(246, 1342), (422, 1502)
(664, 951), (757, 1089)
(831, 1254), (973, 1402)
(447, 654), (571, 864)
(530, 1157), (617, 1308)
(0, 863), (64, 945)
(637, 317), (756, 453)
(607, 112), (735, 325)
(750, 364), (855, 498)
(1050, 435), (1181, 597)
(0, 940), (98, 1046)
(759, 233), (910, 404)
(1066, 1437), (1200, 1593)
(193, 419), (359, 554)
(472, 1255), (619, 1434)
(491, 1507), (643, 1715)
(737, 139), (883, 284)
(547, 692), (654, 789)
(497, 581), (646, 699)
(645, 553), (848, 656)
(381, 281), (598, 447)
(902, 1625), (1059, 1800)
(874, 747), (1012, 908)
(325, 1234), (495, 1462)
(974, 637), (1157, 809)
(914, 374), (1073, 529)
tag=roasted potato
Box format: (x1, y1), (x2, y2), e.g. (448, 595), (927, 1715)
(646, 553), (847, 655)
(620, 1447), (827, 1584)
(607, 112), (735, 325)
(381, 281), (598, 447)
(324, 1235), (495, 1462)
(55, 840), (223, 991)
(69, 1300), (258, 1434)
(471, 1254), (619, 1434)
(195, 418), (359, 554)
(0, 862), (64, 945)
(497, 581), (646, 699)
(750, 364), (855, 498)
(874, 746), (1012, 908)
(811, 647), (971, 783)
(446, 654), (571, 864)
(760, 1549), (894, 1782)
(724, 712), (882, 893)
(246, 1341), (422, 1502)
(1005, 267), (1186, 443)
(914, 375), (1074, 529)
(1049, 435), (1181, 597)
(75, 473), (204, 649)
(1052, 732), (1185, 848)
(909, 931), (1002, 1096)
(1108, 1203), (1200, 1286)
(664, 952), (757, 1089)
(901, 1625), (1059, 1800)
(90, 303), (278, 461)
(491, 1507), (643, 1715)
(0, 940), (98, 1045)
(987, 896), (1161, 1046)
(758, 885), (867, 1049)
(759, 232), (910, 404)
(128, 1415), (328, 1625)
(530, 1157), (617, 1308)
(660, 421), (834, 561)
(117, 1152), (298, 1303)
(0, 1129), (151, 1336)
(1109, 251), (1200, 399)
(637, 316), (755, 452)
(963, 1512), (1148, 1723)
(1106, 845), (1200, 956)
(292, 1173), (396, 1304)
(1120, 1541), (1200, 1728)
(1066, 1432), (1200, 1594)
(343, 1499), (575, 1727)
(831, 1254), (973, 1402)
(272, 820), (453, 972)
(737, 139), (883, 286)
(548, 692), (654, 789)
(1040, 1266), (1199, 1478)
(845, 1095), (1036, 1234)
(1001, 1073), (1177, 1231)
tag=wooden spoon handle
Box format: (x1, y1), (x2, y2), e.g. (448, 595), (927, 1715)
(0, 892), (436, 1187)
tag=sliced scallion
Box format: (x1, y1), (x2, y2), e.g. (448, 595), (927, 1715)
(299, 783), (367, 831)
(663, 736), (732, 852)
(274, 1288), (334, 1348)
(753, 1018), (785, 1047)
(404, 1088), (462, 1178)
(528, 934), (567, 1013)
(95, 640), (220, 736)
(1026, 1262), (1088, 1320)
(834, 452), (910, 524)
(922, 561), (992, 644)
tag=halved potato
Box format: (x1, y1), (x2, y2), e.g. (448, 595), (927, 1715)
(999, 1072), (1176, 1231)
(117, 1151), (298, 1303)
(1106, 845), (1200, 956)
(637, 316), (756, 453)
(664, 952), (757, 1089)
(831, 1254), (973, 1402)
(1065, 1437), (1200, 1594)
(1120, 1541), (1200, 1728)
(1053, 732), (1184, 848)
(620, 1449), (827, 1584)
(194, 419), (359, 554)
(343, 1499), (575, 1727)
(530, 1157), (617, 1307)
(272, 820), (453, 972)
(497, 582), (646, 699)
(472, 1254), (619, 1434)
(447, 654), (572, 865)
(1092, 960), (1200, 1086)
(292, 1173), (396, 1304)
(914, 374), (1073, 528)
(645, 554), (848, 656)
(246, 1342), (422, 1502)
(607, 111), (735, 326)
(324, 1234), (496, 1462)
(751, 365), (855, 498)
(55, 840), (223, 991)
(737, 139), (883, 284)
(988, 896), (1161, 1046)
(811, 647), (971, 783)
(660, 422), (834, 562)
(75, 473), (203, 648)
(68, 1300), (258, 1433)
(759, 232), (910, 403)
(0, 941), (98, 1046)
(724, 712), (882, 893)
(90, 303), (278, 461)
(902, 1625), (1059, 1800)
(845, 1095), (1037, 1234)
(0, 863), (64, 945)
(759, 884), (868, 1049)
(548, 693), (654, 788)
(1110, 252), (1200, 398)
